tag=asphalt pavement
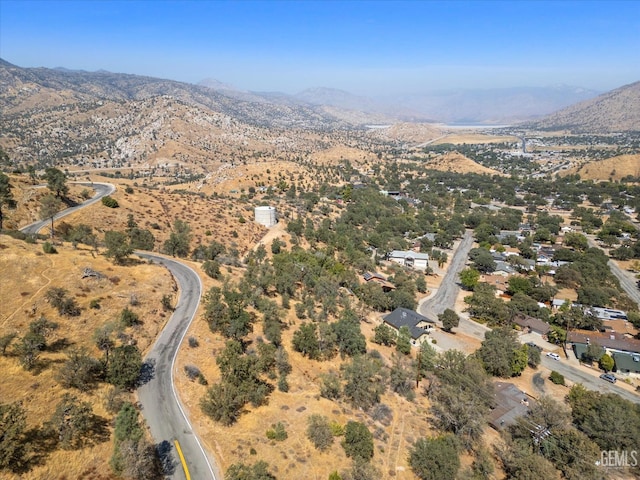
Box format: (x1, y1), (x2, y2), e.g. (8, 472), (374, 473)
(20, 182), (115, 235)
(136, 253), (219, 480)
(419, 229), (474, 322)
(418, 230), (640, 404)
(17, 186), (219, 479)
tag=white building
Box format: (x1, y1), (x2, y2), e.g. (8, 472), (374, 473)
(254, 206), (277, 227)
(387, 250), (430, 270)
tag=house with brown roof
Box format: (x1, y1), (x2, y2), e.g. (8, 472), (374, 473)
(567, 330), (640, 375)
(362, 272), (396, 292)
(512, 313), (551, 336)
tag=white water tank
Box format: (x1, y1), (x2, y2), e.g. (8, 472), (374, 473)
(254, 206), (277, 227)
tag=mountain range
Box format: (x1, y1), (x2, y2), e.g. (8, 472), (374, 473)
(194, 80), (601, 125)
(524, 80), (640, 133)
(0, 57), (638, 168)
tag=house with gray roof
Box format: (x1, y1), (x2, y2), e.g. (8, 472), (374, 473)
(383, 307), (435, 346)
(489, 382), (536, 431)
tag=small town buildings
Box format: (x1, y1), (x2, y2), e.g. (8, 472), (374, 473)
(383, 307), (435, 346)
(387, 250), (430, 270)
(567, 330), (640, 375)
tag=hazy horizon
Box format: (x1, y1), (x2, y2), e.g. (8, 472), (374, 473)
(1, 0), (639, 97)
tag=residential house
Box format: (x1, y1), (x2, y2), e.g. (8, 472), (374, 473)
(387, 250), (430, 271)
(497, 230), (525, 243)
(489, 382), (536, 431)
(383, 307), (435, 346)
(512, 313), (551, 336)
(494, 261), (516, 276)
(480, 274), (509, 295)
(362, 272), (396, 292)
(567, 330), (640, 375)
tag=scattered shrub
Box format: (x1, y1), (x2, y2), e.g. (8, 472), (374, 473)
(89, 299), (101, 309)
(330, 421), (345, 437)
(266, 422), (288, 441)
(188, 337), (199, 348)
(119, 308), (140, 327)
(161, 294), (173, 312)
(306, 415), (333, 450)
(43, 241), (57, 254)
(101, 196), (119, 208)
(184, 365), (201, 381)
(549, 371), (565, 385)
(277, 375), (289, 392)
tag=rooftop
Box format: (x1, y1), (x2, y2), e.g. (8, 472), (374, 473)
(383, 307), (434, 340)
(567, 330), (640, 354)
(488, 382), (535, 431)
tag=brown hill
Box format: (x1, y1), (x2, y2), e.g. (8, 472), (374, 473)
(0, 60), (389, 169)
(0, 235), (174, 480)
(425, 151), (502, 176)
(527, 81), (640, 133)
(567, 154), (640, 181)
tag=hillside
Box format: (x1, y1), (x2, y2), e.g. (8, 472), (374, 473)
(0, 235), (174, 480)
(526, 81), (640, 133)
(423, 151), (502, 176)
(0, 60), (397, 169)
(567, 153), (640, 181)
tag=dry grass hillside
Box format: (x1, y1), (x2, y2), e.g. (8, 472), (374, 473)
(0, 236), (174, 480)
(566, 154), (640, 181)
(6, 174), (267, 258)
(433, 133), (520, 145)
(368, 123), (443, 144)
(308, 146), (379, 166)
(422, 151), (502, 176)
(176, 289), (439, 479)
(528, 80), (640, 133)
(1, 176), (90, 231)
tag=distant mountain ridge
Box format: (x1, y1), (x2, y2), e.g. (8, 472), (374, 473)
(196, 78), (601, 124)
(525, 81), (640, 133)
(0, 59), (361, 129)
(378, 85), (601, 124)
(0, 58), (636, 169)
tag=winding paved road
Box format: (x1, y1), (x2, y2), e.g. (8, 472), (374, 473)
(20, 182), (115, 235)
(18, 182), (218, 478)
(136, 253), (218, 480)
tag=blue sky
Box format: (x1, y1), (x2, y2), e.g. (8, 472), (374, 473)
(1, 0), (638, 95)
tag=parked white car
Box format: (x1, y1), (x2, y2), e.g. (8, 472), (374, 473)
(546, 352), (560, 361)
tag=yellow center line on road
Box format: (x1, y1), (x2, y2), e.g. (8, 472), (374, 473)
(174, 439), (191, 480)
